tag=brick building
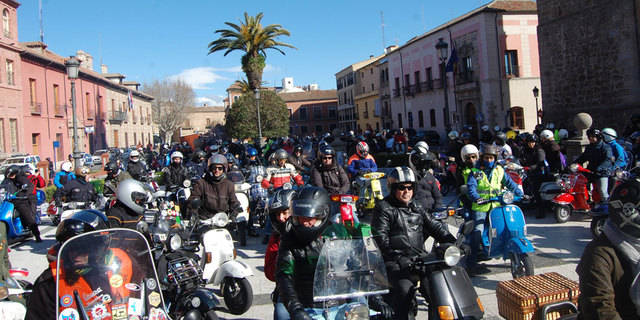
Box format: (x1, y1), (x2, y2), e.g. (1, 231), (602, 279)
(279, 90), (338, 136)
(537, 0), (640, 133)
(0, 0), (23, 156)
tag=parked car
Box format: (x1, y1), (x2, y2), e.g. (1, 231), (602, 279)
(2, 154), (40, 170)
(80, 153), (94, 167)
(93, 149), (108, 166)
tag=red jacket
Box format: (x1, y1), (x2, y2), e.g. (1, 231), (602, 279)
(261, 163), (303, 189)
(264, 233), (280, 282)
(28, 174), (46, 195)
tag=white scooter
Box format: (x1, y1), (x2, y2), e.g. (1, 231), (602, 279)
(228, 170), (252, 246)
(189, 199), (254, 315)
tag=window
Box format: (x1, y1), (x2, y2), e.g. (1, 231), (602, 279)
(85, 92), (92, 119)
(56, 133), (63, 159)
(371, 83), (374, 91)
(414, 71), (420, 85)
(6, 60), (14, 85)
(313, 106), (322, 120)
(397, 113), (403, 128)
(32, 133), (40, 155)
(53, 84), (60, 107)
(505, 50), (519, 77)
(394, 77), (400, 96)
(370, 68), (373, 74)
(459, 56), (474, 83)
(9, 119), (17, 152)
(134, 133), (137, 145)
(404, 74), (411, 95)
(125, 133), (129, 147)
(111, 99), (116, 113)
(29, 78), (37, 105)
(299, 107), (307, 120)
(418, 110), (424, 128)
(206, 118), (211, 126)
(2, 9), (9, 38)
(510, 106), (525, 129)
(0, 119), (4, 152)
(328, 106), (336, 119)
(426, 67), (433, 89)
(430, 109), (436, 127)
(408, 112), (414, 128)
(364, 102), (369, 119)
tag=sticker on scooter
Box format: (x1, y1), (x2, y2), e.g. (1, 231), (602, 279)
(127, 297), (143, 315)
(90, 303), (110, 320)
(59, 308), (80, 320)
(111, 304), (127, 320)
(148, 291), (161, 307)
(109, 274), (123, 288)
(145, 278), (157, 290)
(149, 307), (167, 320)
(125, 283), (141, 291)
(60, 294), (73, 307)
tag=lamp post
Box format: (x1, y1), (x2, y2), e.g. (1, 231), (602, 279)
(254, 89), (263, 147)
(65, 56), (81, 170)
(436, 38), (450, 129)
(533, 86), (540, 125)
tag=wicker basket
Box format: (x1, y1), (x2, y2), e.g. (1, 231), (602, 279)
(496, 272), (579, 320)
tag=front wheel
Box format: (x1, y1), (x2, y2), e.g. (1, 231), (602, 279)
(590, 216), (606, 238)
(221, 277), (253, 315)
(554, 205), (571, 223)
(510, 252), (534, 279)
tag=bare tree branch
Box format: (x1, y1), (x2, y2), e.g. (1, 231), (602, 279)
(143, 79), (195, 142)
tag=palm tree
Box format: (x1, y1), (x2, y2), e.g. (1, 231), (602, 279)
(208, 12), (295, 91)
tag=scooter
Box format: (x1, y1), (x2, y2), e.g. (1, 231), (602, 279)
(190, 200), (254, 315)
(354, 172), (385, 220)
(460, 191), (535, 278)
(227, 170), (252, 246)
(329, 194), (359, 224)
(551, 163), (602, 223)
(247, 164), (269, 234)
(0, 188), (36, 243)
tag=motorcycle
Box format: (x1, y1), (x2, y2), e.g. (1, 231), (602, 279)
(502, 161), (525, 194)
(138, 211), (220, 319)
(55, 228), (169, 320)
(459, 191), (535, 278)
(247, 164), (269, 234)
(311, 237), (389, 319)
(354, 172), (385, 220)
(190, 200), (254, 315)
(227, 170), (252, 246)
(551, 163), (604, 224)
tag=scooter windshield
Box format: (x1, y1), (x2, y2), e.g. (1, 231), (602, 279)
(56, 228), (167, 320)
(313, 238), (389, 302)
(227, 170), (245, 184)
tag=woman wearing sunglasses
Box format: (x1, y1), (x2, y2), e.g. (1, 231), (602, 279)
(310, 146), (349, 195)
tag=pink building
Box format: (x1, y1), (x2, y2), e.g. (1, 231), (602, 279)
(387, 0), (540, 139)
(0, 0), (24, 156)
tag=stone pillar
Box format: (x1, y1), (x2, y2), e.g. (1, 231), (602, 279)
(564, 113), (592, 162)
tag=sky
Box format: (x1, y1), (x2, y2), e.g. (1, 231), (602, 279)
(17, 0), (492, 106)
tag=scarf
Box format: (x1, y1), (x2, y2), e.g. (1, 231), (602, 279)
(603, 219), (640, 315)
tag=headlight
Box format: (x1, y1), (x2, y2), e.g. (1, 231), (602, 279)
(183, 180), (191, 188)
(344, 303), (369, 320)
(191, 296), (201, 308)
(444, 246), (461, 266)
(616, 170), (628, 179)
(569, 163), (579, 173)
(213, 212), (229, 227)
(256, 175), (263, 183)
(502, 191), (514, 204)
(169, 234), (182, 251)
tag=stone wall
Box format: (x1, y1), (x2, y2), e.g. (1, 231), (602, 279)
(537, 0), (640, 133)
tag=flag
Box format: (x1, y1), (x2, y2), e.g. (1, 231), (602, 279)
(128, 90), (134, 110)
(445, 44), (458, 73)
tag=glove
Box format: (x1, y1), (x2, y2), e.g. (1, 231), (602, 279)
(398, 256), (412, 270)
(291, 308), (312, 320)
(370, 296), (394, 320)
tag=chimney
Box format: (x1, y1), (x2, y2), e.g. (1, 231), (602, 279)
(101, 64), (108, 74)
(76, 50), (94, 71)
(384, 45), (398, 54)
(370, 55), (374, 59)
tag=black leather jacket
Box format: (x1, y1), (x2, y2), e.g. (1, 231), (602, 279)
(414, 172), (443, 211)
(162, 164), (189, 190)
(54, 178), (97, 204)
(127, 161), (148, 181)
(372, 195), (456, 270)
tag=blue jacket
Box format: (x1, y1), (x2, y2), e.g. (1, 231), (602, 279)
(574, 140), (614, 176)
(607, 140), (628, 170)
(54, 171), (76, 189)
(347, 157), (377, 176)
(467, 164), (523, 202)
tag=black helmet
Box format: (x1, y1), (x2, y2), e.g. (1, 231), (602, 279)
(525, 133), (538, 143)
(293, 145), (303, 154)
(318, 146), (336, 157)
(274, 148), (289, 161)
(269, 189), (296, 234)
(483, 144), (499, 157)
(495, 131), (507, 144)
(55, 209), (109, 243)
(411, 152), (436, 172)
(5, 165), (21, 178)
(195, 150), (207, 160)
(104, 161), (119, 174)
(586, 128), (602, 140)
(608, 179), (640, 238)
(290, 187), (330, 244)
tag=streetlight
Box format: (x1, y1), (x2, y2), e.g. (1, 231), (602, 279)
(533, 86), (540, 125)
(65, 56), (81, 170)
(436, 37), (450, 129)
(254, 89), (263, 147)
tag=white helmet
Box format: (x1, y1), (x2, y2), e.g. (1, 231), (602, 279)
(61, 161), (72, 172)
(129, 150), (140, 162)
(558, 129), (569, 140)
(448, 131), (459, 140)
(116, 179), (152, 215)
(540, 130), (554, 141)
(602, 128), (617, 143)
(412, 141), (429, 154)
(460, 144), (479, 161)
(171, 151), (184, 160)
(481, 125), (489, 132)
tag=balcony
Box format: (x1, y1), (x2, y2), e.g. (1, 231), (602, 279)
(30, 102), (42, 115)
(54, 104), (66, 117)
(420, 80), (434, 92)
(456, 70), (475, 85)
(392, 88), (400, 97)
(403, 86), (413, 97)
(109, 111), (127, 124)
(87, 109), (94, 120)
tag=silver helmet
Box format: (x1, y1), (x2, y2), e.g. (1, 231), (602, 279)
(116, 179), (152, 215)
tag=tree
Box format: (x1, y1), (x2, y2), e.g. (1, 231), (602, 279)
(143, 79), (195, 143)
(225, 90), (289, 139)
(207, 12), (295, 91)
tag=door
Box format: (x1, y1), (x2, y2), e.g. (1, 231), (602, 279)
(113, 129), (119, 148)
(32, 133), (40, 155)
(89, 133), (95, 154)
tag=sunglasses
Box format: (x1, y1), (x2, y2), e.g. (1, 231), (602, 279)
(322, 156), (333, 160)
(465, 155), (478, 160)
(213, 166), (225, 171)
(396, 185), (413, 191)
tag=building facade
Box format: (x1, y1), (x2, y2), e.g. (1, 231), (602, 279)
(335, 56), (379, 133)
(279, 90), (338, 137)
(354, 56), (383, 132)
(537, 0), (640, 133)
(103, 75), (154, 149)
(178, 106), (226, 136)
(377, 53), (394, 130)
(387, 0), (539, 139)
(0, 0), (23, 157)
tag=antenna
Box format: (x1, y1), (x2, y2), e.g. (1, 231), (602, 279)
(98, 33), (102, 67)
(421, 5), (426, 32)
(380, 11), (386, 51)
(38, 0), (44, 43)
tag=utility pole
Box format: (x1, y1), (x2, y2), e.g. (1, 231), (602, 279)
(380, 11), (386, 51)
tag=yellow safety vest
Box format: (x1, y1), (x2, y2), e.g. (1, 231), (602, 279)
(471, 166), (505, 212)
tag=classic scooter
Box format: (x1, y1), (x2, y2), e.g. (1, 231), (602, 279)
(190, 200), (254, 315)
(354, 172), (385, 221)
(227, 170), (251, 246)
(0, 187), (36, 243)
(551, 163), (602, 223)
(459, 191), (535, 278)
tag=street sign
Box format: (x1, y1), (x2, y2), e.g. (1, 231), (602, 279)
(53, 141), (60, 148)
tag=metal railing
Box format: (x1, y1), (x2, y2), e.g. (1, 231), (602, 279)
(30, 102), (42, 115)
(109, 111), (127, 123)
(54, 104), (66, 117)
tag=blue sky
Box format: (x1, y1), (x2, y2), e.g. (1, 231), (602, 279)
(17, 0), (491, 106)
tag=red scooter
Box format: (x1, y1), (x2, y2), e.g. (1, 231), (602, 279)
(551, 164), (602, 223)
(330, 194), (360, 224)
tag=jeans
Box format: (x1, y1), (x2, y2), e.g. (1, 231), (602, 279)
(274, 301), (290, 320)
(597, 176), (609, 202)
(263, 217), (272, 236)
(386, 268), (430, 320)
(468, 210), (487, 268)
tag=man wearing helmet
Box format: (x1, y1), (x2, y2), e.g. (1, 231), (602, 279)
(409, 142), (443, 212)
(277, 187), (394, 320)
(106, 179), (150, 228)
(188, 154), (242, 220)
(347, 141), (377, 177)
(53, 161), (75, 189)
(371, 166), (456, 319)
(467, 145), (523, 274)
(310, 146), (350, 195)
(602, 128), (628, 171)
(160, 151), (189, 191)
(186, 150), (208, 180)
(574, 128), (614, 208)
(261, 149), (304, 189)
(126, 150), (148, 181)
(540, 130), (565, 175)
(576, 179), (640, 318)
(1, 166), (39, 242)
(103, 161), (132, 198)
(519, 133), (549, 218)
(494, 131), (512, 160)
(288, 145), (311, 174)
(54, 167), (98, 211)
(455, 144), (480, 218)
